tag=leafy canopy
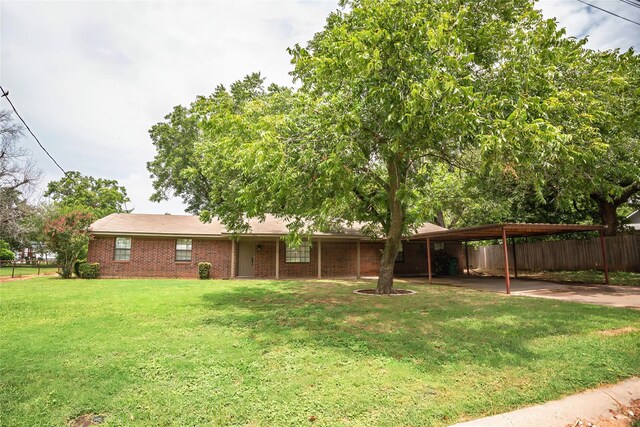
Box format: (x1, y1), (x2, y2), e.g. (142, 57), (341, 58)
(44, 171), (131, 219)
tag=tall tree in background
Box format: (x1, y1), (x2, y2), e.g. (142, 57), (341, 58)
(552, 49), (640, 235)
(0, 110), (41, 248)
(44, 171), (132, 219)
(148, 1), (630, 293)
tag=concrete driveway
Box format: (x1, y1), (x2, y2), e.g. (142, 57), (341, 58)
(427, 276), (640, 310)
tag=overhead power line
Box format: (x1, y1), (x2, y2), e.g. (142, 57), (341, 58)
(576, 0), (640, 26)
(0, 83), (69, 177)
(619, 0), (640, 9)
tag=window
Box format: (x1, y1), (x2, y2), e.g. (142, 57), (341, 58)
(434, 242), (445, 250)
(114, 237), (131, 261)
(395, 243), (404, 263)
(285, 241), (310, 263)
(176, 239), (192, 262)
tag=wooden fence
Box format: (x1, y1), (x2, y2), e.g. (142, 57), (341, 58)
(468, 234), (640, 272)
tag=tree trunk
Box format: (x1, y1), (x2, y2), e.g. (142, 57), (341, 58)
(595, 199), (618, 237)
(376, 159), (404, 294)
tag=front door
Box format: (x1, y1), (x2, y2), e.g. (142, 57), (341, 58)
(237, 242), (255, 277)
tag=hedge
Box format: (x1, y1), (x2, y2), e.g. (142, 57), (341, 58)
(78, 263), (100, 279)
(198, 262), (211, 280)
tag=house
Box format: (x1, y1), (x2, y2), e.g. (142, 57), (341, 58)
(626, 210), (640, 230)
(87, 213), (458, 279)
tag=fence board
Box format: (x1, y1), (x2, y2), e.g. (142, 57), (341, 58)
(469, 234), (639, 272)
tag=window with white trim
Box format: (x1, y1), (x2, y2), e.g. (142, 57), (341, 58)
(285, 241), (310, 263)
(114, 237), (131, 261)
(176, 239), (192, 262)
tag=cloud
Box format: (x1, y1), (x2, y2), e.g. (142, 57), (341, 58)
(1, 0), (637, 216)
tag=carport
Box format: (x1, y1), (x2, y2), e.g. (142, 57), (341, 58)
(412, 223), (609, 294)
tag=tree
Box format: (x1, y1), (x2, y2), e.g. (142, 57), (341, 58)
(0, 110), (41, 248)
(44, 171), (132, 219)
(43, 207), (94, 278)
(0, 239), (15, 260)
(550, 49), (640, 235)
(465, 48), (640, 235)
(149, 1), (602, 293)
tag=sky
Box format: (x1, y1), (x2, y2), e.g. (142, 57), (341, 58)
(1, 0), (639, 215)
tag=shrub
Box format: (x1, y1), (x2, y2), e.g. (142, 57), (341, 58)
(198, 262), (211, 280)
(78, 263), (100, 279)
(73, 260), (87, 277)
(0, 240), (14, 261)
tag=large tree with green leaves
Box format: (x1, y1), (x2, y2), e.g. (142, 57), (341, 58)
(44, 171), (132, 219)
(149, 0), (610, 293)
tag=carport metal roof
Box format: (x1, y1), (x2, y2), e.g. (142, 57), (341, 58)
(411, 223), (604, 241)
(411, 223), (609, 294)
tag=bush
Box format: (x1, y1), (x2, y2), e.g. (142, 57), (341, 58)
(73, 260), (86, 277)
(78, 263), (100, 279)
(0, 240), (14, 261)
(198, 262), (211, 280)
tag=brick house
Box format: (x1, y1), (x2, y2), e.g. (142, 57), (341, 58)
(88, 213), (459, 279)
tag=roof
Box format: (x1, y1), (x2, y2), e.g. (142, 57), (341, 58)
(411, 223), (604, 241)
(89, 213), (447, 239)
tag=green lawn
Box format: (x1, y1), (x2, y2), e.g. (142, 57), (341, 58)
(0, 265), (58, 278)
(1, 277), (638, 426)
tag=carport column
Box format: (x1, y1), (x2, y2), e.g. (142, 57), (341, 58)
(464, 241), (470, 275)
(356, 241), (361, 279)
(427, 237), (432, 284)
(317, 239), (322, 279)
(275, 239), (280, 279)
(230, 239), (236, 279)
(511, 237), (518, 279)
(599, 230), (610, 285)
(502, 227), (511, 295)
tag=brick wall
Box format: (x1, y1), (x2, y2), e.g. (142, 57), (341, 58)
(88, 236), (231, 278)
(321, 241), (358, 277)
(360, 242), (384, 276)
(255, 241), (276, 277)
(88, 235), (464, 279)
(395, 241), (428, 275)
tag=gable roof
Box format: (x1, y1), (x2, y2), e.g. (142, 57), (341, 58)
(89, 213), (446, 239)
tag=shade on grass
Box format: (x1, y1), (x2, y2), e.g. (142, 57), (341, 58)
(1, 277), (638, 426)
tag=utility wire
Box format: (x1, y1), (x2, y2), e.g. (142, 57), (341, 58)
(0, 83), (69, 177)
(576, 0), (640, 26)
(619, 0), (640, 10)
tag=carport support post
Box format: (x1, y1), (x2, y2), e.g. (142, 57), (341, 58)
(464, 241), (470, 275)
(317, 239), (322, 279)
(356, 241), (361, 279)
(599, 230), (610, 285)
(230, 239), (236, 279)
(275, 239), (280, 279)
(427, 238), (432, 284)
(502, 227), (511, 295)
(511, 237), (518, 279)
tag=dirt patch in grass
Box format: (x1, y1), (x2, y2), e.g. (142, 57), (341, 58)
(68, 414), (106, 427)
(353, 288), (417, 296)
(597, 326), (639, 336)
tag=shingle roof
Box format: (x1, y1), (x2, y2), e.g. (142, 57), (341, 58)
(89, 213), (446, 239)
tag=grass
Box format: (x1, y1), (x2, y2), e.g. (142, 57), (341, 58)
(1, 277), (639, 426)
(478, 269), (640, 286)
(517, 270), (640, 286)
(0, 265), (58, 278)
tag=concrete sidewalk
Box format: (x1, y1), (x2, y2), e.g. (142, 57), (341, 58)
(426, 276), (640, 310)
(450, 377), (640, 427)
